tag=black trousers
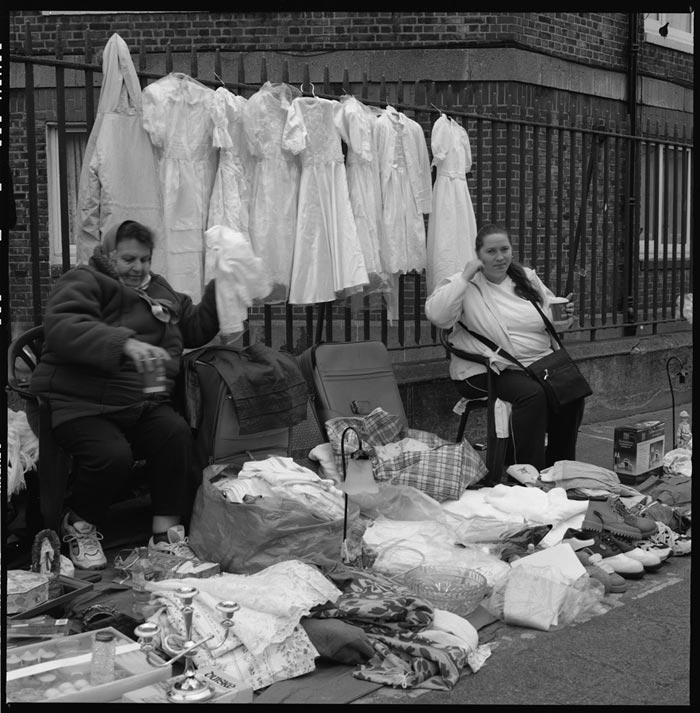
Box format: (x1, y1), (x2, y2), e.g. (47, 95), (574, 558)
(455, 368), (585, 471)
(53, 402), (195, 528)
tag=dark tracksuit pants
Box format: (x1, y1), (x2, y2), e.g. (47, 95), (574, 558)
(53, 402), (195, 528)
(455, 368), (584, 472)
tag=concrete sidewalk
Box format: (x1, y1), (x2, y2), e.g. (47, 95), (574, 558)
(575, 400), (692, 472)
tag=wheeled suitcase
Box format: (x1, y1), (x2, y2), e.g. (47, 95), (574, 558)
(298, 340), (407, 439)
(183, 344), (307, 469)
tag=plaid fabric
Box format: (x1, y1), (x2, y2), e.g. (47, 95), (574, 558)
(326, 408), (487, 502)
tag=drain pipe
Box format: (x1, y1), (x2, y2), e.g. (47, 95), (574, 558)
(623, 12), (640, 335)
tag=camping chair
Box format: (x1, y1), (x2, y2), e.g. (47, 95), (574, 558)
(439, 329), (510, 484)
(7, 325), (71, 533)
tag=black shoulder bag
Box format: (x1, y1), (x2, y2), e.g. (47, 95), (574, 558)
(457, 299), (591, 413)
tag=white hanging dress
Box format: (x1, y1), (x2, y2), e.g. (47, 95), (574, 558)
(374, 106), (432, 275)
(336, 95), (389, 293)
(282, 96), (368, 305)
(142, 72), (218, 301)
(426, 114), (478, 295)
(207, 87), (252, 239)
(243, 82), (301, 303)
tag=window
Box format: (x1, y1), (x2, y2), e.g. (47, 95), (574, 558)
(644, 12), (694, 53)
(46, 124), (88, 266)
(638, 142), (692, 261)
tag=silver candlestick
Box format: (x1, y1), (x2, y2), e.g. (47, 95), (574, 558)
(134, 586), (240, 703)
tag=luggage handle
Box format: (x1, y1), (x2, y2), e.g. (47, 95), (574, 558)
(350, 399), (372, 415)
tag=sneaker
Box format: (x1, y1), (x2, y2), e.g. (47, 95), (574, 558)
(562, 529), (597, 551)
(649, 522), (692, 556)
(578, 534), (645, 578)
(581, 499), (643, 540)
(575, 549), (628, 593)
(61, 513), (107, 570)
(605, 497), (658, 538)
(606, 535), (663, 572)
(148, 525), (198, 560)
(633, 539), (672, 561)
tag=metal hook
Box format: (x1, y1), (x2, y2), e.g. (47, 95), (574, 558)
(300, 81), (315, 97)
(430, 102), (444, 116)
(213, 71), (226, 87)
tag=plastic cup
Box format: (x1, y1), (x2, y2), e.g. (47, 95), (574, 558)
(142, 358), (167, 394)
(549, 297), (570, 324)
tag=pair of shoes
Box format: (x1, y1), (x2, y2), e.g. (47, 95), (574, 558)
(649, 522), (692, 556)
(581, 496), (657, 540)
(61, 512), (107, 570)
(148, 525), (220, 578)
(148, 525), (198, 559)
(604, 534), (663, 572)
(574, 550), (628, 593)
(632, 539), (672, 561)
(562, 529), (597, 551)
(577, 533), (644, 578)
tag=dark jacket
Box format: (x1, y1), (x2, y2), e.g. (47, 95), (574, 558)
(30, 258), (219, 428)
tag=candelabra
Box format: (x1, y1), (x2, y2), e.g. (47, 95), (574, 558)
(134, 586), (239, 703)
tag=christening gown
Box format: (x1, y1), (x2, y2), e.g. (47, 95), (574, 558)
(282, 95), (369, 305)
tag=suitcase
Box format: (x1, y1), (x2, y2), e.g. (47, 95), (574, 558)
(298, 340), (407, 440)
(184, 346), (304, 469)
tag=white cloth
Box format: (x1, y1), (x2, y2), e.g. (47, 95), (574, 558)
(374, 106), (432, 274)
(425, 269), (558, 381)
(453, 397), (512, 438)
(7, 409), (39, 500)
(203, 225), (271, 334)
(207, 88), (252, 238)
(145, 560), (340, 690)
(236, 455), (346, 520)
(243, 82), (301, 302)
(142, 72), (218, 301)
(426, 114), (477, 294)
(74, 33), (164, 266)
(336, 96), (389, 292)
(283, 96), (369, 304)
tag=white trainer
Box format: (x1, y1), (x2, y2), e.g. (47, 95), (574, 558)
(148, 525), (197, 560)
(61, 513), (107, 570)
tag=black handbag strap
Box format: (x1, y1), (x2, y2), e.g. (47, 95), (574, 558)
(455, 297), (565, 371)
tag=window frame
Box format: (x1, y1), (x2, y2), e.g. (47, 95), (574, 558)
(638, 143), (693, 263)
(644, 12), (694, 54)
(46, 123), (88, 267)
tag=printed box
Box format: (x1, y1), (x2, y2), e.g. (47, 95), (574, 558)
(613, 420), (665, 484)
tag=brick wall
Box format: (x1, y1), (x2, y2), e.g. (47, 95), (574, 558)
(9, 11), (693, 87)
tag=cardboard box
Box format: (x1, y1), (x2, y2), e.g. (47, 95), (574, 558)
(5, 626), (172, 703)
(613, 420), (665, 484)
(121, 666), (254, 704)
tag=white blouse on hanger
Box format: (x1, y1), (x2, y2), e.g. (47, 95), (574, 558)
(142, 72), (218, 301)
(374, 105), (432, 275)
(282, 95), (369, 305)
(426, 113), (478, 294)
(207, 87), (252, 239)
(336, 95), (389, 293)
(242, 82), (301, 303)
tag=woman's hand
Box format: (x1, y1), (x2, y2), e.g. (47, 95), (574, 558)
(123, 338), (171, 373)
(462, 259), (484, 282)
(563, 293), (575, 319)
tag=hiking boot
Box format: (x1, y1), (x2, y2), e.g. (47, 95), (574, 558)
(605, 497), (658, 538)
(61, 513), (107, 570)
(605, 535), (663, 572)
(581, 499), (643, 540)
(148, 525), (198, 560)
(578, 533), (645, 578)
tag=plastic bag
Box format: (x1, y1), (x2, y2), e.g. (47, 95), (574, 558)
(349, 482), (446, 521)
(189, 465), (364, 574)
(483, 564), (606, 631)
